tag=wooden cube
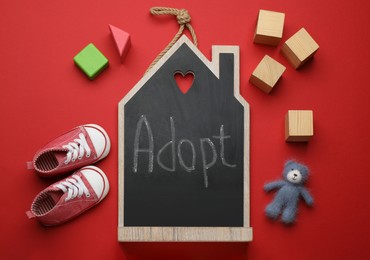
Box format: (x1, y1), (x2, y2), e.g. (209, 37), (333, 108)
(281, 28), (319, 69)
(254, 10), (285, 46)
(285, 110), (314, 142)
(249, 55), (286, 94)
(73, 43), (109, 80)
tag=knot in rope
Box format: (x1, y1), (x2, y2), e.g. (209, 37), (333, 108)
(146, 7), (198, 74)
(176, 9), (191, 25)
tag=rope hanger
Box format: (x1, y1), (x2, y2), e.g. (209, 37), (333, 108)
(146, 7), (198, 73)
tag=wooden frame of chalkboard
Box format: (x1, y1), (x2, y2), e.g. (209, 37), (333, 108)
(118, 35), (252, 242)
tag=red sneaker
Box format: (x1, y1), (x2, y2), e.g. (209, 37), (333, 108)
(26, 166), (109, 226)
(27, 124), (110, 177)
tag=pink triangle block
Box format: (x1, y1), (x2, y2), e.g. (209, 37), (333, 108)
(109, 24), (131, 63)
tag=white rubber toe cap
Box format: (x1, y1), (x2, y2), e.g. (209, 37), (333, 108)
(81, 166), (110, 201)
(84, 124), (111, 160)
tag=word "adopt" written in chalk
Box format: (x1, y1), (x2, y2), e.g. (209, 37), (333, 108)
(132, 115), (236, 188)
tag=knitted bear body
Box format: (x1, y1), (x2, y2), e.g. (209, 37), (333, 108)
(264, 160), (313, 224)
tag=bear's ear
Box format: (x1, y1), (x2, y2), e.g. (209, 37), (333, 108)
(285, 160), (295, 168)
(300, 164), (310, 177)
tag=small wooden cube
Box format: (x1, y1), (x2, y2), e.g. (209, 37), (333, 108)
(254, 10), (285, 46)
(281, 28), (319, 69)
(285, 110), (314, 142)
(73, 43), (109, 80)
(249, 55), (286, 94)
(109, 24), (131, 63)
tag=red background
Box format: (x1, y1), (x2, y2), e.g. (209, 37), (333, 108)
(1, 0), (369, 259)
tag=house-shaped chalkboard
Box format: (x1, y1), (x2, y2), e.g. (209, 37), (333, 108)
(118, 35), (252, 242)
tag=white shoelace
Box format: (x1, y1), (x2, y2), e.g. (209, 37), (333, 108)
(55, 175), (90, 201)
(62, 133), (91, 164)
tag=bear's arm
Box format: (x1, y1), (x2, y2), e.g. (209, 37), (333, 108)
(264, 180), (286, 192)
(300, 187), (314, 206)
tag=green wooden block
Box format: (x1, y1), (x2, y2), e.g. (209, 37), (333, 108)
(73, 43), (109, 80)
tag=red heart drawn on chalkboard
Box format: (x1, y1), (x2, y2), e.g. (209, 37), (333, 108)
(174, 71), (194, 94)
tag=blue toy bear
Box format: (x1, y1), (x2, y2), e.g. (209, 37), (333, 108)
(264, 160), (314, 224)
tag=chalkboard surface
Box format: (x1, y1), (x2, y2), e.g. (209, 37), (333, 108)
(118, 36), (252, 241)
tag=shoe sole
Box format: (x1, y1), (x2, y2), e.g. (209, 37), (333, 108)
(81, 165), (110, 202)
(83, 124), (111, 162)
